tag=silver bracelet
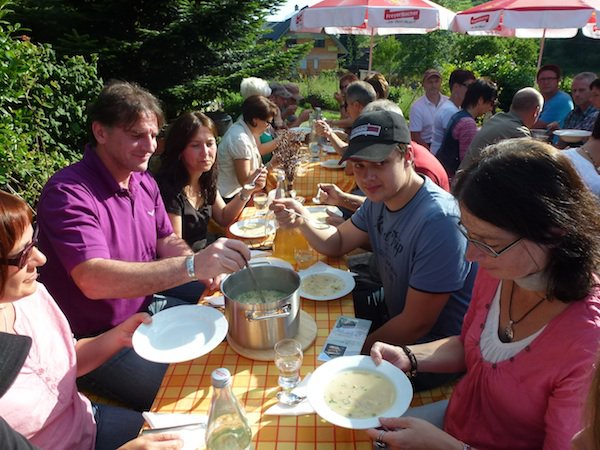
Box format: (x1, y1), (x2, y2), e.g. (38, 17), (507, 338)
(185, 255), (196, 279)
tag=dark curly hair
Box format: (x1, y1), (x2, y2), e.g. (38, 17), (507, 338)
(453, 138), (600, 302)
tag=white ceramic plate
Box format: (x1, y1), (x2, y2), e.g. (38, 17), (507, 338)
(553, 129), (592, 143)
(299, 270), (355, 301)
(133, 305), (228, 363)
(306, 206), (343, 225)
(320, 159), (347, 169)
(308, 355), (413, 429)
(249, 256), (293, 271)
(229, 219), (276, 238)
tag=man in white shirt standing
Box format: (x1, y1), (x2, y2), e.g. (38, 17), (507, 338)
(430, 69), (475, 155)
(409, 69), (448, 150)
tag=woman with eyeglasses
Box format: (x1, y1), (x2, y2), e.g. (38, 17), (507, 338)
(217, 94), (277, 203)
(0, 191), (179, 449)
(367, 138), (600, 450)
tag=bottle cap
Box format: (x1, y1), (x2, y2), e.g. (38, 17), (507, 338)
(211, 368), (232, 388)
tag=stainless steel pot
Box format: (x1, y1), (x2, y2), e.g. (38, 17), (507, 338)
(221, 265), (301, 350)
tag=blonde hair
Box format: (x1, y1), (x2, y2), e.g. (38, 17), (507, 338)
(240, 77), (271, 99)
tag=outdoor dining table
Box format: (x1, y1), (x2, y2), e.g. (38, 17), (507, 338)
(266, 148), (356, 200)
(148, 206), (455, 449)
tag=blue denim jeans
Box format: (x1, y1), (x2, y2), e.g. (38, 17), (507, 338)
(77, 294), (189, 411)
(93, 403), (144, 450)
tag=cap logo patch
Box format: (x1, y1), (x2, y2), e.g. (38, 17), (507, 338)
(350, 123), (382, 140)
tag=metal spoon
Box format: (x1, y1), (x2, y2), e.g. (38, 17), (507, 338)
(245, 259), (267, 304)
(276, 390), (307, 406)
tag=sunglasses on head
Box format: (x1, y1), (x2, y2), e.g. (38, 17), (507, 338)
(6, 224), (38, 269)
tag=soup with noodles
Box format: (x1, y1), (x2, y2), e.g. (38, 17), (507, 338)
(235, 289), (286, 304)
(324, 369), (395, 418)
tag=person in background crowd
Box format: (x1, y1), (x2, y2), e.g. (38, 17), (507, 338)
(430, 69), (476, 155)
(0, 190), (183, 450)
(217, 95), (275, 202)
(563, 111), (600, 198)
(155, 112), (267, 251)
(590, 78), (600, 110)
(239, 77), (282, 164)
(365, 72), (390, 100)
(272, 110), (475, 391)
(533, 64), (574, 131)
(557, 72), (599, 148)
(367, 138), (600, 450)
(37, 81), (250, 412)
(282, 82), (311, 128)
(437, 79), (498, 179)
(409, 69), (448, 149)
(460, 87), (543, 170)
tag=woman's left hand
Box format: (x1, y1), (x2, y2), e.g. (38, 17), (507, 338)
(114, 312), (152, 347)
(366, 417), (462, 450)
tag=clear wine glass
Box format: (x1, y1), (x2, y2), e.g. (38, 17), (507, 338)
(274, 338), (303, 405)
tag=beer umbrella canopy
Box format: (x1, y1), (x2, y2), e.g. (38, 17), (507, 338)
(290, 0), (456, 71)
(449, 0), (600, 71)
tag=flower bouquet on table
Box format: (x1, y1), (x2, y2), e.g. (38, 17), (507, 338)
(271, 130), (310, 194)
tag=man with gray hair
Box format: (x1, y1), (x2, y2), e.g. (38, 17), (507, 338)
(459, 87), (544, 170)
(557, 71), (599, 147)
(316, 80), (376, 154)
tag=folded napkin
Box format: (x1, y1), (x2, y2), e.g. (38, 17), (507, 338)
(298, 261), (357, 278)
(142, 412), (207, 450)
(202, 294), (224, 308)
(264, 373), (315, 416)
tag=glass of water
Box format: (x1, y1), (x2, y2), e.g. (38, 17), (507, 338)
(253, 192), (268, 216)
(274, 338), (303, 405)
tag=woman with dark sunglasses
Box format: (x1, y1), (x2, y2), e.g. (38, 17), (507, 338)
(367, 138), (600, 450)
(0, 190), (174, 449)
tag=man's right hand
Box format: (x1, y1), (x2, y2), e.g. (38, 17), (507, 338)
(194, 238), (250, 290)
(318, 183), (344, 206)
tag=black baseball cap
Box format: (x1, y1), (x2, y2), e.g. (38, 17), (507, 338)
(341, 110), (411, 163)
(0, 332), (31, 397)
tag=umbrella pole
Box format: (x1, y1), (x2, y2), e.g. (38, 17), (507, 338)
(536, 29), (547, 74)
(368, 28), (374, 73)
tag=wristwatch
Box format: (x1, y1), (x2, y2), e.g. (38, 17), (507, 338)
(185, 255), (196, 279)
(239, 189), (251, 202)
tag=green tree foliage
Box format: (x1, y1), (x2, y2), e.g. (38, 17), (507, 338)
(9, 0), (311, 118)
(0, 0), (102, 205)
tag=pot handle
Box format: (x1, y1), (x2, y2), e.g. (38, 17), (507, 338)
(245, 304), (292, 321)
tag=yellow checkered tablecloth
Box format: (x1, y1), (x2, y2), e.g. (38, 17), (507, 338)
(266, 152), (356, 200)
(150, 210), (453, 449)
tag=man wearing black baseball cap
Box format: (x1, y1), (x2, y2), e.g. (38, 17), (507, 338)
(272, 110), (475, 390)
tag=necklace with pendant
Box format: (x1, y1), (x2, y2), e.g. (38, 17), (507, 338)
(582, 145), (600, 175)
(501, 282), (547, 343)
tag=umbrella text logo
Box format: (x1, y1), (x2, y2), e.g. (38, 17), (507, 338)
(384, 9), (420, 22)
(470, 14), (490, 25)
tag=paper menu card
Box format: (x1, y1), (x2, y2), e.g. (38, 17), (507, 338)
(318, 316), (371, 362)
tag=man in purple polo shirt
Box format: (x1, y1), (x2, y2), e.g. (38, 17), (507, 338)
(37, 80), (250, 411)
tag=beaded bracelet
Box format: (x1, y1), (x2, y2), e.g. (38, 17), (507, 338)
(400, 345), (418, 379)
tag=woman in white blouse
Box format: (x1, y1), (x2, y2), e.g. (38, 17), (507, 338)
(217, 95), (277, 201)
(563, 113), (600, 198)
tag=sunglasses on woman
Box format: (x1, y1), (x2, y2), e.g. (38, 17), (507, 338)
(6, 225), (39, 269)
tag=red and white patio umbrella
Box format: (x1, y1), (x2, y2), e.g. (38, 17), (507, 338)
(290, 0), (456, 71)
(449, 0), (600, 71)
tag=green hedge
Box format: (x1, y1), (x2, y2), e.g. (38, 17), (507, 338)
(0, 1), (102, 206)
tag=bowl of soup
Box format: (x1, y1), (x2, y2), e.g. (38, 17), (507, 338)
(307, 355), (413, 429)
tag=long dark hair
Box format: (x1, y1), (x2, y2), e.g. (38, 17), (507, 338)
(453, 138), (600, 302)
(0, 191), (32, 297)
(157, 112), (218, 204)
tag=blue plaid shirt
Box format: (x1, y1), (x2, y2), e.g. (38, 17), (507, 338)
(563, 104), (599, 131)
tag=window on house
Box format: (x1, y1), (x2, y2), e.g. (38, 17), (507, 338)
(286, 38), (297, 47)
(314, 39), (325, 48)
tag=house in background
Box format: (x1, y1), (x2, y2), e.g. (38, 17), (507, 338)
(264, 17), (347, 75)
